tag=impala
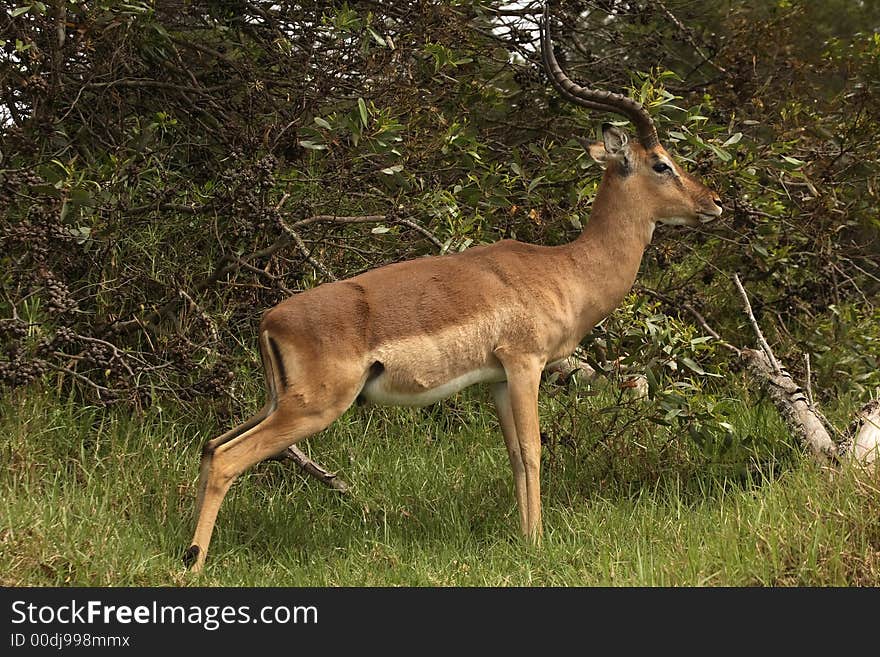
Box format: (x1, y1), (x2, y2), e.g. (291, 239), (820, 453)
(184, 3), (723, 571)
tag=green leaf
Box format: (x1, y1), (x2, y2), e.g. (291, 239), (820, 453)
(678, 357), (706, 376)
(313, 116), (332, 129)
(11, 6), (32, 17)
(380, 165), (403, 175)
(358, 98), (368, 127)
(30, 184), (63, 197)
(69, 226), (92, 245)
(298, 139), (327, 151)
(527, 175), (546, 192)
(781, 155), (805, 167)
(707, 143), (732, 162)
(645, 366), (659, 393)
(371, 225), (390, 234)
(69, 188), (94, 206)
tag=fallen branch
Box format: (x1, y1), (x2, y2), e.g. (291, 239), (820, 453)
(733, 274), (781, 373)
(742, 348), (837, 464)
(733, 273), (876, 473)
(276, 445), (350, 493)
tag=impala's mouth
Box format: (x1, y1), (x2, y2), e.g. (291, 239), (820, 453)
(698, 201), (724, 222)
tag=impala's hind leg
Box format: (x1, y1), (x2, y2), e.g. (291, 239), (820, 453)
(184, 404), (346, 572)
(184, 349), (367, 572)
(193, 334), (279, 520)
(194, 403), (272, 519)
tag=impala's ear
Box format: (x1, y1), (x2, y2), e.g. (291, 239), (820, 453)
(587, 140), (608, 164)
(601, 123), (629, 154)
(588, 123), (630, 165)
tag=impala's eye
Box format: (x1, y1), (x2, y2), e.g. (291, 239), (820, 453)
(653, 162), (672, 174)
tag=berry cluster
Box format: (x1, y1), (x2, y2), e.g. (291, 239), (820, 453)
(0, 168), (43, 199)
(42, 274), (74, 315)
(224, 155), (279, 241)
(192, 366), (236, 396)
(0, 356), (48, 387)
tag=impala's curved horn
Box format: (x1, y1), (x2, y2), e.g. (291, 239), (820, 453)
(540, 2), (660, 149)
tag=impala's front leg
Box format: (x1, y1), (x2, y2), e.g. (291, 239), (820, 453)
(492, 382), (528, 534)
(494, 349), (544, 543)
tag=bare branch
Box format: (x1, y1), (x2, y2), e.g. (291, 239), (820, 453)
(291, 214), (387, 228)
(804, 352), (814, 407)
(277, 217), (339, 282)
(179, 289), (220, 344)
(396, 217), (444, 251)
(655, 0), (729, 76)
(733, 274), (781, 374)
(83, 79), (242, 95)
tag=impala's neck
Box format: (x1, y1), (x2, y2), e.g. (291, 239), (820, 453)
(578, 173), (657, 254)
(563, 173), (656, 332)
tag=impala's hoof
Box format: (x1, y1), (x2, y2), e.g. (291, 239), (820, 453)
(182, 545), (200, 569)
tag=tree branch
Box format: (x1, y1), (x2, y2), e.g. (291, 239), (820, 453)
(733, 273), (781, 373)
(277, 218), (339, 282)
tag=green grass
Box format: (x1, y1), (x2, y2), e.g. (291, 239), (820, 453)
(2, 384), (879, 586)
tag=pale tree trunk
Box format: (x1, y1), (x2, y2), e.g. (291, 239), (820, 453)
(844, 401), (880, 472)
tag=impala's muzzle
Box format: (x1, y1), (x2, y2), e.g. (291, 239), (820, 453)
(697, 196), (723, 222)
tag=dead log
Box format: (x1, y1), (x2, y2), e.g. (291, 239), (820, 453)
(733, 274), (877, 474)
(544, 349), (650, 399)
(544, 349), (597, 383)
(742, 348), (837, 464)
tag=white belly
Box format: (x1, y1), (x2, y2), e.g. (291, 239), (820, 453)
(359, 366), (506, 407)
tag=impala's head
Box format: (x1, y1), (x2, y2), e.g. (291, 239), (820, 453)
(586, 123), (723, 226)
(541, 4), (723, 228)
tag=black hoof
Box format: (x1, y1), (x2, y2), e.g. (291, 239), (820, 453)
(182, 545), (200, 568)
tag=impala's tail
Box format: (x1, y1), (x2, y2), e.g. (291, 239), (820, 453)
(261, 330), (289, 409)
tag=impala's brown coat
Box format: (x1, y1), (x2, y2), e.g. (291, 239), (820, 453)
(183, 134), (722, 571)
